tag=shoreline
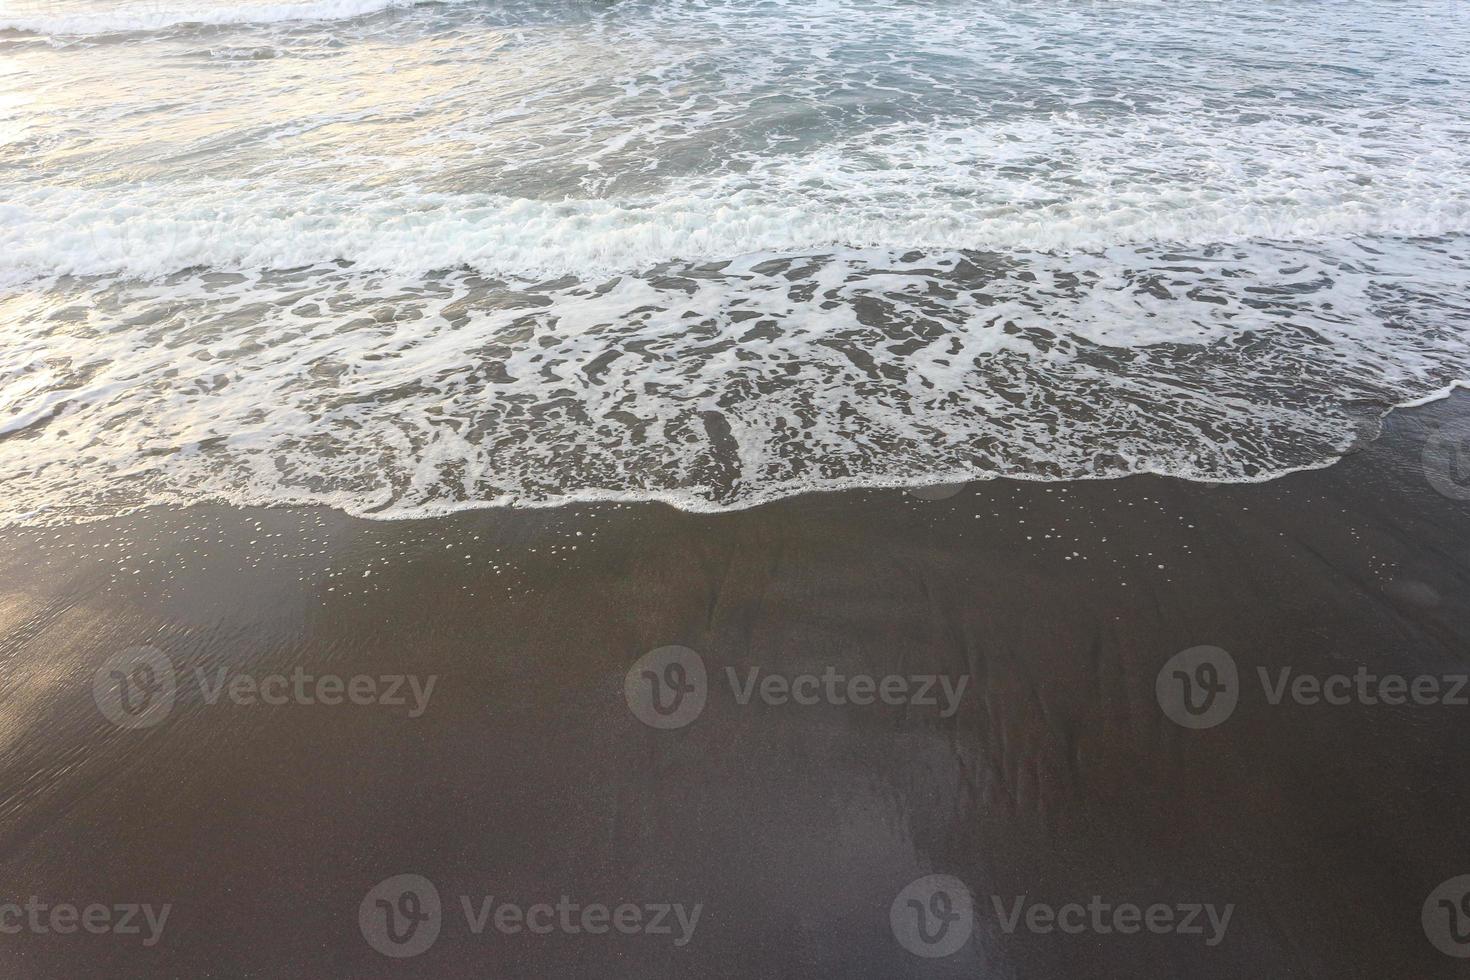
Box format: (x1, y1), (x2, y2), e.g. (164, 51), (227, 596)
(1, 393), (1469, 976)
(5, 373), (1464, 529)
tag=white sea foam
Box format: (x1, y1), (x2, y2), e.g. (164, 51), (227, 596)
(0, 236), (1466, 525)
(1, 0), (1467, 525)
(0, 0), (453, 35)
(6, 105), (1470, 284)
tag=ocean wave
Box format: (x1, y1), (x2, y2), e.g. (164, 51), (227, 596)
(6, 107), (1469, 283)
(4, 0), (1467, 525)
(0, 0), (453, 36)
(7, 190), (1468, 284)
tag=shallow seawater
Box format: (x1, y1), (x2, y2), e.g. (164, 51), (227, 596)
(1, 0), (1468, 522)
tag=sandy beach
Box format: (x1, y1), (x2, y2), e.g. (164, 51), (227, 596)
(0, 392), (1466, 977)
(5, 0), (1470, 975)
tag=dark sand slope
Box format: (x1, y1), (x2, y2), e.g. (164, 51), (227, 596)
(4, 395), (1470, 978)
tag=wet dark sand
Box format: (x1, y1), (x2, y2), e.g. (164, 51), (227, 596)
(3, 395), (1470, 978)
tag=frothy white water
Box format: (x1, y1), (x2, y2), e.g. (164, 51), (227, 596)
(0, 0), (450, 35)
(1, 0), (1468, 525)
(6, 107), (1470, 283)
(1, 237), (1466, 524)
